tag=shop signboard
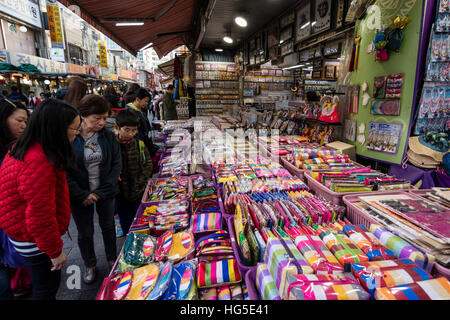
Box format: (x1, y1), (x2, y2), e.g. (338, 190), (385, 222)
(0, 0), (42, 29)
(98, 40), (108, 68)
(46, 0), (64, 49)
(2, 49), (66, 73)
(50, 48), (65, 62)
(84, 65), (99, 78)
(66, 63), (85, 74)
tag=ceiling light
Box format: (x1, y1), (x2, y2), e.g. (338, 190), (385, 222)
(283, 64), (304, 70)
(19, 26), (27, 33)
(115, 22), (144, 26)
(301, 22), (310, 29)
(44, 80), (50, 85)
(223, 36), (233, 44)
(215, 48), (223, 52)
(235, 16), (248, 28)
(311, 21), (317, 26)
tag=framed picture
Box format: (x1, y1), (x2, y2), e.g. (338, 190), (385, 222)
(267, 21), (280, 48)
(280, 27), (293, 43)
(280, 40), (294, 56)
(325, 65), (336, 79)
(324, 42), (341, 56)
(373, 76), (387, 99)
(312, 0), (332, 34)
(371, 100), (401, 116)
(280, 12), (295, 29)
(295, 2), (311, 43)
(345, 119), (356, 142)
(269, 46), (279, 61)
(312, 60), (323, 78)
(367, 122), (403, 154)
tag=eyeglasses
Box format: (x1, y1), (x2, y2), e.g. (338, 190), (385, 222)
(68, 126), (82, 132)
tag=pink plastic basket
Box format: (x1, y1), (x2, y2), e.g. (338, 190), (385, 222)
(226, 215), (254, 274)
(433, 262), (450, 280)
(244, 266), (259, 300)
(343, 190), (421, 227)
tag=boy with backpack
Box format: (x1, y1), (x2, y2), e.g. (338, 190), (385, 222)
(114, 110), (153, 234)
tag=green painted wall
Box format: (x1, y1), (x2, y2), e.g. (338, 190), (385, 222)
(348, 0), (423, 164)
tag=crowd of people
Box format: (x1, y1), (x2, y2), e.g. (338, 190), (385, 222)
(0, 76), (179, 300)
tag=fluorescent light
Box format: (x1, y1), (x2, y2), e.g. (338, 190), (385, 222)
(19, 26), (27, 33)
(283, 64), (304, 70)
(223, 36), (233, 44)
(115, 22), (144, 26)
(301, 22), (310, 29)
(235, 16), (248, 28)
(311, 21), (317, 26)
(215, 48), (223, 52)
(140, 42), (153, 51)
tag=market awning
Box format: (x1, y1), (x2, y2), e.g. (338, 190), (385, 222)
(58, 0), (198, 57)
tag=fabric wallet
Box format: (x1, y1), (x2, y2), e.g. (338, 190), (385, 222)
(196, 259), (242, 288)
(191, 212), (222, 234)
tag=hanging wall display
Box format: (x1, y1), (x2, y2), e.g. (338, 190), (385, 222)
(295, 2), (311, 43)
(373, 76), (387, 99)
(345, 119), (357, 142)
(312, 0), (332, 34)
(366, 122), (403, 154)
(267, 21), (280, 48)
(280, 40), (294, 56)
(370, 100), (401, 116)
(280, 12), (295, 29)
(385, 73), (404, 99)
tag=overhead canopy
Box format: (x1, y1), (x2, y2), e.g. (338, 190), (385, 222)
(59, 0), (198, 57)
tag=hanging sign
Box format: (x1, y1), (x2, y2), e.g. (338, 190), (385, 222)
(46, 0), (64, 49)
(98, 40), (108, 68)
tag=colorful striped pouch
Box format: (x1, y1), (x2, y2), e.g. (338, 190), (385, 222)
(256, 263), (281, 300)
(343, 224), (397, 261)
(286, 274), (369, 300)
(318, 228), (369, 268)
(375, 277), (450, 300)
(196, 259), (242, 288)
(218, 286), (231, 300)
(351, 259), (433, 299)
(294, 234), (344, 274)
(369, 224), (435, 272)
(191, 212), (222, 234)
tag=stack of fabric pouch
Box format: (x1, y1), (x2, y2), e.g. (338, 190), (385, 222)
(351, 259), (433, 299)
(342, 224), (397, 261)
(317, 227), (369, 270)
(97, 270), (133, 300)
(123, 232), (157, 265)
(256, 263), (281, 300)
(191, 176), (223, 234)
(370, 224), (435, 272)
(162, 259), (197, 300)
(264, 237), (313, 297)
(287, 226), (344, 274)
(375, 277), (450, 300)
(285, 273), (370, 300)
(194, 230), (242, 293)
(198, 283), (248, 300)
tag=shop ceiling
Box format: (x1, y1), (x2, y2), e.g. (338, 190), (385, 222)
(58, 0), (200, 58)
(200, 0), (299, 49)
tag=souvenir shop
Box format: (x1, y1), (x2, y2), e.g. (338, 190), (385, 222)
(96, 0), (450, 301)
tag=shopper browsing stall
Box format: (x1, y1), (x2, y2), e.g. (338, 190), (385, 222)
(0, 99), (80, 300)
(66, 95), (121, 284)
(64, 79), (88, 109)
(161, 85), (178, 121)
(0, 98), (30, 300)
(114, 109), (153, 234)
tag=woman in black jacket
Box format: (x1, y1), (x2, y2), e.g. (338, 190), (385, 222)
(66, 94), (122, 284)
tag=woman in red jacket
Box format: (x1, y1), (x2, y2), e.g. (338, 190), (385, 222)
(0, 99), (80, 300)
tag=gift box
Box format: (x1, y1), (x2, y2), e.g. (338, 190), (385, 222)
(285, 274), (370, 300)
(370, 224), (435, 272)
(264, 237), (314, 296)
(256, 263), (281, 300)
(351, 259), (433, 299)
(375, 277), (450, 300)
(318, 227), (369, 269)
(343, 224), (397, 261)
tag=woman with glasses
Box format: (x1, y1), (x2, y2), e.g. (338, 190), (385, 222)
(66, 94), (121, 285)
(0, 99), (80, 300)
